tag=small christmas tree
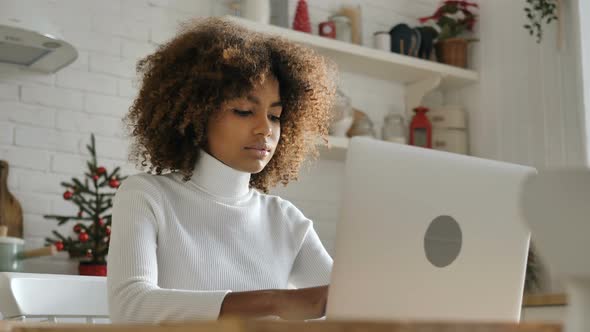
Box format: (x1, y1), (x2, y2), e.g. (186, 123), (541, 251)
(44, 134), (126, 266)
(293, 0), (311, 33)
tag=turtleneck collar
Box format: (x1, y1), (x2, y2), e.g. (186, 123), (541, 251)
(186, 150), (252, 199)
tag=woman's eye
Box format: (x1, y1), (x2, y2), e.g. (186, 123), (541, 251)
(233, 109), (252, 116)
(269, 115), (281, 122)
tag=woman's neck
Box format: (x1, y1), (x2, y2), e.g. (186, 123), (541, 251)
(187, 150), (252, 199)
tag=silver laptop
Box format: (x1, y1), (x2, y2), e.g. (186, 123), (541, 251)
(326, 137), (536, 322)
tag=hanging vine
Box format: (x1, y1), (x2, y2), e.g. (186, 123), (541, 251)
(524, 0), (559, 43)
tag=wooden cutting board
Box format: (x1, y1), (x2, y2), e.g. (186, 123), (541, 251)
(0, 160), (23, 238)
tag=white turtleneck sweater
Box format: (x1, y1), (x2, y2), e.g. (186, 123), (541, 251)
(107, 151), (333, 323)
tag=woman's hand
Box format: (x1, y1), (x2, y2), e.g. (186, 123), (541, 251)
(219, 285), (329, 320)
(276, 285), (329, 320)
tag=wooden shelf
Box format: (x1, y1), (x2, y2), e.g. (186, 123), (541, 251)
(226, 16), (478, 91)
(523, 293), (567, 307)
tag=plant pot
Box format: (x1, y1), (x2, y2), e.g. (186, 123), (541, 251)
(79, 261), (107, 276)
(435, 38), (468, 68)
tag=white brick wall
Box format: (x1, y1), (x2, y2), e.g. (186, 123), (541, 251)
(84, 94), (134, 117)
(21, 85), (84, 110)
(56, 69), (119, 95)
(0, 0), (436, 273)
(0, 102), (56, 128)
(0, 146), (52, 171)
(0, 83), (19, 101)
(0, 123), (14, 144)
(14, 126), (82, 153)
(89, 54), (138, 80)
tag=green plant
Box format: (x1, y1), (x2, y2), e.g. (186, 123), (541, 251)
(524, 0), (559, 43)
(525, 244), (543, 293)
(419, 1), (479, 40)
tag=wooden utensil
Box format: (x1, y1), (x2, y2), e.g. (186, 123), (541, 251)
(20, 245), (58, 259)
(0, 160), (23, 238)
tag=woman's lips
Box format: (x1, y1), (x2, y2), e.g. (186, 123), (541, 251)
(245, 147), (270, 158)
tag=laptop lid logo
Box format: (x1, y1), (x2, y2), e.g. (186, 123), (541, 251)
(424, 215), (462, 268)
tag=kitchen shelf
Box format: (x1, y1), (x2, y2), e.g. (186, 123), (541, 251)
(226, 16), (479, 91)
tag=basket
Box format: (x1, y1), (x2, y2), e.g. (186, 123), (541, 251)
(435, 38), (468, 68)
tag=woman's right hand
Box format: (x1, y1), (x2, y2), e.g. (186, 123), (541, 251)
(276, 285), (329, 320)
(219, 285), (329, 320)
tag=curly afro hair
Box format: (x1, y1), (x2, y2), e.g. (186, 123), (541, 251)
(125, 17), (337, 193)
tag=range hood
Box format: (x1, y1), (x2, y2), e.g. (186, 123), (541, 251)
(0, 0), (77, 73)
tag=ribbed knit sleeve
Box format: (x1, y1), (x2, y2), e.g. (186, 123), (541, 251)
(107, 177), (230, 324)
(281, 201), (333, 288)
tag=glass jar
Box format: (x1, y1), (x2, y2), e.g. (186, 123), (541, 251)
(382, 112), (407, 144)
(329, 89), (353, 137)
(329, 15), (352, 43)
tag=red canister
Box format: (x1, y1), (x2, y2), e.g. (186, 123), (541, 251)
(319, 21), (336, 38)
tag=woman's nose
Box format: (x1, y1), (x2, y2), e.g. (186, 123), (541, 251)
(254, 117), (272, 137)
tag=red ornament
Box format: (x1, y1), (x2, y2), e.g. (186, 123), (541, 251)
(105, 226), (111, 235)
(98, 218), (104, 226)
(293, 0), (311, 33)
(92, 175), (99, 181)
(63, 191), (73, 200)
(97, 166), (107, 175)
(409, 106), (432, 148)
(74, 224), (82, 233)
(85, 249), (93, 258)
(77, 210), (83, 218)
(79, 232), (89, 242)
(109, 179), (120, 188)
(54, 241), (64, 251)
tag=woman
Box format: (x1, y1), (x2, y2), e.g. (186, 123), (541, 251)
(107, 17), (337, 323)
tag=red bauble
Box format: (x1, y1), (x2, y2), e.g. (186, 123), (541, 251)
(73, 224), (82, 233)
(77, 210), (83, 218)
(92, 175), (99, 181)
(109, 179), (120, 188)
(98, 218), (104, 226)
(97, 166), (107, 175)
(79, 232), (89, 242)
(105, 226), (111, 235)
(293, 0), (312, 33)
(54, 241), (64, 251)
(63, 191), (73, 200)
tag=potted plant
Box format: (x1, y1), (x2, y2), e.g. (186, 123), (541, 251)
(44, 134), (126, 276)
(419, 0), (479, 68)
